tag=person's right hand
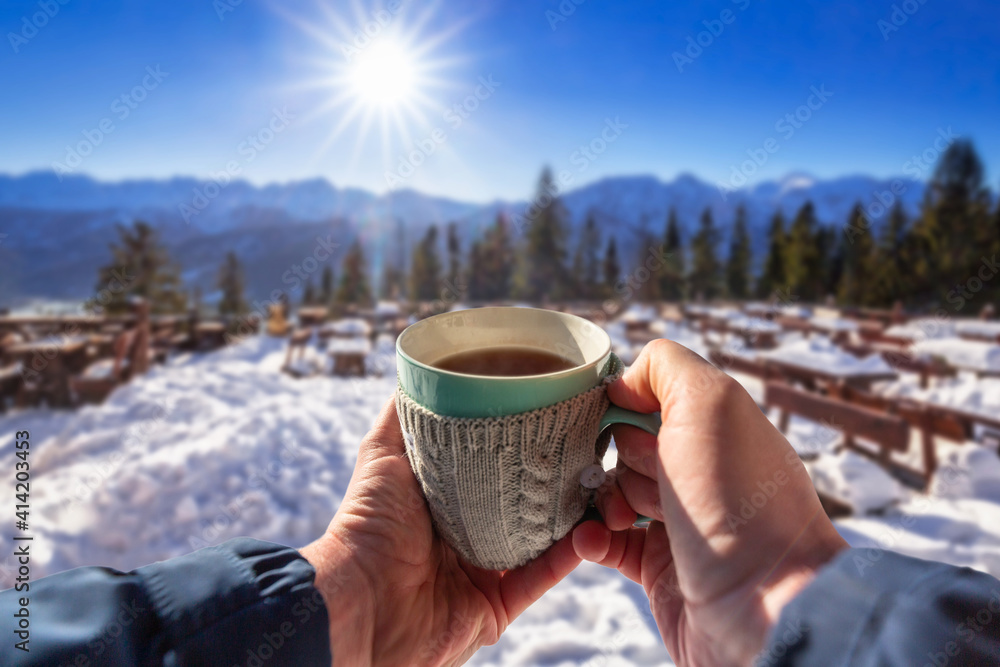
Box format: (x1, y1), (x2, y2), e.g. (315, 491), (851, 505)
(574, 340), (848, 665)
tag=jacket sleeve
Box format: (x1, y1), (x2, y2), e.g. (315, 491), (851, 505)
(1, 538), (331, 666)
(759, 547), (1000, 666)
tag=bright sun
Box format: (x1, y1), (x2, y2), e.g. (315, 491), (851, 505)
(349, 41), (417, 109)
(280, 2), (462, 167)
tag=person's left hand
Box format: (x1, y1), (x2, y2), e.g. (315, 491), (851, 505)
(300, 396), (582, 667)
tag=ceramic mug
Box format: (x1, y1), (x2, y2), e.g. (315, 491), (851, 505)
(396, 306), (660, 431)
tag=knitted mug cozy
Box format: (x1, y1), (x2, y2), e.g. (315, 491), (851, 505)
(396, 354), (624, 570)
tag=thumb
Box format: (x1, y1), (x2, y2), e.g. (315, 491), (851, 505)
(357, 395), (406, 464)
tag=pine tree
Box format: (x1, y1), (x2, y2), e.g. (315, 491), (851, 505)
(568, 211), (602, 300)
(870, 202), (909, 306)
(410, 226), (442, 302)
(783, 202), (824, 302)
(380, 264), (403, 300)
(603, 237), (620, 298)
(467, 242), (486, 301)
(514, 168), (571, 301)
(217, 251), (247, 315)
(302, 279), (316, 306)
(837, 204), (876, 306)
(756, 211), (787, 299)
(688, 208), (721, 300)
(817, 226), (844, 301)
(91, 220), (186, 314)
(320, 265), (335, 306)
(724, 205), (752, 300)
(909, 140), (991, 305)
(634, 232), (663, 302)
(446, 223), (462, 292)
(659, 208), (686, 301)
(335, 240), (373, 306)
(483, 213), (514, 301)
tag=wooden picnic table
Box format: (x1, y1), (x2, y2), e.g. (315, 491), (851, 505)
(194, 322), (227, 351)
(919, 403), (1000, 454)
(3, 338), (90, 407)
(297, 307), (328, 327)
(763, 357), (898, 393)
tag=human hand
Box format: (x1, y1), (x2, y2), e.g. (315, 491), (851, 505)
(574, 340), (848, 665)
(301, 396), (582, 667)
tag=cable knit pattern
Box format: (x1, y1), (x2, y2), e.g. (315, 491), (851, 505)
(396, 355), (624, 570)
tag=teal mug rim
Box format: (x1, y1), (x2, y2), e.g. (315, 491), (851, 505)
(395, 306), (613, 384)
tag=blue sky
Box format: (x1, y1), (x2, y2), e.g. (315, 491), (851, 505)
(1, 0), (998, 202)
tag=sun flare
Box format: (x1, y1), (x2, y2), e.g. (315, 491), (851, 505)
(348, 41), (418, 109)
(279, 1), (465, 168)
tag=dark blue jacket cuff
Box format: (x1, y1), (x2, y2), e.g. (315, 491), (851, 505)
(1, 538), (331, 666)
(758, 547), (1000, 666)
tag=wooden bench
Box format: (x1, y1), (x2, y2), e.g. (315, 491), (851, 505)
(281, 328), (315, 377)
(765, 382), (928, 492)
(70, 327), (148, 405)
(708, 349), (771, 381)
(0, 364), (21, 413)
(879, 349), (957, 389)
(330, 351), (367, 377)
(763, 358), (898, 395)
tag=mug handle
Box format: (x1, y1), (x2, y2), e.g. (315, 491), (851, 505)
(590, 405), (661, 525)
(599, 405), (661, 435)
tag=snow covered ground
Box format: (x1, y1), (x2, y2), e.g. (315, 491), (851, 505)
(1, 331), (999, 666)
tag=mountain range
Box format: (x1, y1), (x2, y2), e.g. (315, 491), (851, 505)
(0, 170), (928, 305)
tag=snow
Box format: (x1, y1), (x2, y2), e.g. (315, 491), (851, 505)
(810, 317), (859, 332)
(760, 336), (893, 375)
(620, 304), (658, 324)
(2, 330), (1000, 665)
(81, 358), (122, 379)
(374, 301), (402, 318)
(0, 335), (675, 666)
(883, 375), (1000, 422)
(808, 451), (905, 514)
(326, 337), (372, 355)
(325, 318), (372, 336)
(777, 305), (812, 319)
(955, 319), (1000, 339)
(726, 314), (782, 333)
(912, 338), (1000, 371)
(885, 319), (955, 341)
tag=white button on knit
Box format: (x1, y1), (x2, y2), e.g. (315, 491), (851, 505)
(579, 465), (606, 489)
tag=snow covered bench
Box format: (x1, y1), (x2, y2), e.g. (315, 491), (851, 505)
(281, 328), (316, 378)
(765, 382), (924, 499)
(708, 349), (772, 381)
(0, 363), (21, 413)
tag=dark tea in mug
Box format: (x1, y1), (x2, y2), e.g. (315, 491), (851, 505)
(433, 346), (576, 377)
